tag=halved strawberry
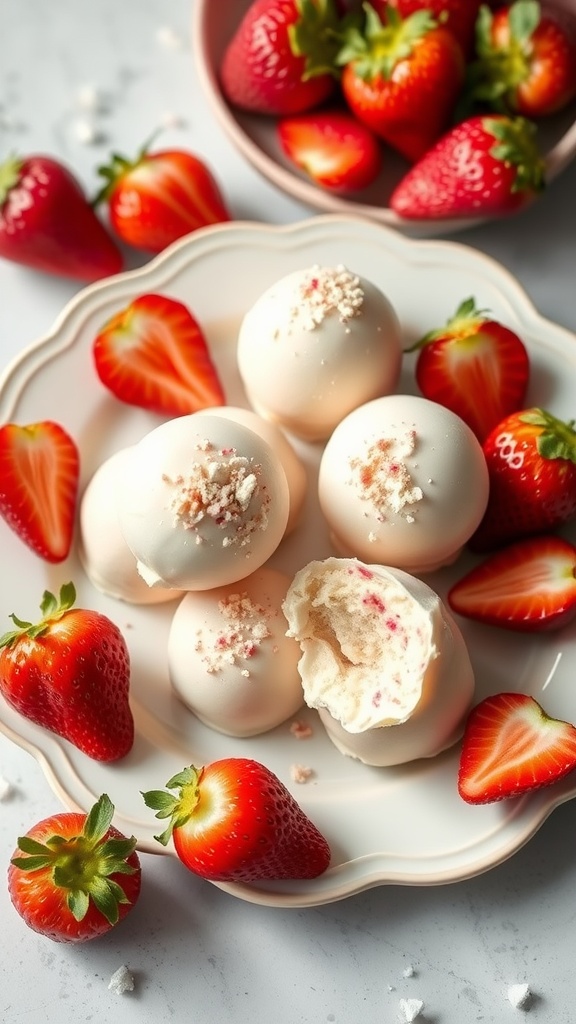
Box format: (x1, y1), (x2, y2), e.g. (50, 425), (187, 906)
(449, 535), (576, 631)
(458, 691), (576, 803)
(92, 293), (226, 417)
(408, 297), (530, 442)
(0, 421), (79, 562)
(277, 110), (382, 192)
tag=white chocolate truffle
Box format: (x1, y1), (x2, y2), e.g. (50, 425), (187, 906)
(318, 394), (489, 574)
(168, 568), (303, 736)
(237, 264), (402, 441)
(79, 448), (180, 605)
(208, 406), (306, 534)
(117, 414), (289, 591)
(283, 557), (474, 766)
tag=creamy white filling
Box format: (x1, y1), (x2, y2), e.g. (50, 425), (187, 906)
(283, 558), (441, 733)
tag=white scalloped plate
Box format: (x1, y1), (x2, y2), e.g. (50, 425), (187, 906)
(2, 215), (576, 908)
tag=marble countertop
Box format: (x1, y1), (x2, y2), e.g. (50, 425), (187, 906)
(2, 2), (576, 1021)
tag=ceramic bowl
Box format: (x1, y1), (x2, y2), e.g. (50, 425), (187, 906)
(192, 0), (576, 235)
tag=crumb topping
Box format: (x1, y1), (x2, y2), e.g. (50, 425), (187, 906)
(296, 265), (364, 330)
(164, 441), (269, 546)
(349, 430), (423, 522)
(193, 591), (277, 674)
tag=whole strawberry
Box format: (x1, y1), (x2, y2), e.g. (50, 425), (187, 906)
(468, 0), (576, 117)
(220, 0), (341, 115)
(95, 144), (230, 254)
(390, 114), (545, 220)
(409, 297), (530, 442)
(142, 759), (331, 882)
(470, 408), (576, 551)
(8, 794), (141, 942)
(0, 154), (122, 281)
(337, 5), (464, 162)
(0, 582), (133, 761)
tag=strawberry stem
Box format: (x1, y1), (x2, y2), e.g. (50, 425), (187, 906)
(467, 1), (542, 113)
(408, 296), (491, 351)
(520, 409), (576, 462)
(10, 794), (138, 925)
(141, 766), (203, 846)
(289, 0), (344, 80)
(92, 129), (163, 207)
(0, 581), (77, 648)
(336, 3), (437, 80)
(0, 154), (24, 205)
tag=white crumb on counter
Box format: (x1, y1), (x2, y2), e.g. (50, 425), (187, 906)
(161, 111), (186, 129)
(399, 996), (424, 1021)
(76, 85), (104, 111)
(507, 983), (532, 1009)
(156, 26), (185, 49)
(0, 775), (12, 800)
(290, 764), (314, 784)
(402, 964), (416, 978)
(108, 965), (134, 995)
(72, 118), (105, 145)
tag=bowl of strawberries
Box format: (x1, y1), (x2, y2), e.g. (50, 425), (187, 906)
(192, 0), (576, 233)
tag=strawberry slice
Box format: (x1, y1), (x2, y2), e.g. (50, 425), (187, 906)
(458, 692), (576, 803)
(449, 535), (576, 632)
(277, 110), (382, 192)
(408, 297), (530, 442)
(0, 421), (79, 562)
(92, 293), (226, 417)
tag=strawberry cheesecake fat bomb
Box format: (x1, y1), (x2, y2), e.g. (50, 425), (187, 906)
(283, 558), (475, 767)
(113, 413), (291, 592)
(237, 264), (402, 441)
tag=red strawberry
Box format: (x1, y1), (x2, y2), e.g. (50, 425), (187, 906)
(0, 154), (122, 281)
(220, 0), (341, 116)
(449, 535), (576, 631)
(0, 582), (133, 762)
(390, 114), (545, 219)
(458, 692), (576, 803)
(337, 5), (464, 163)
(470, 408), (576, 551)
(95, 145), (230, 254)
(408, 297), (530, 442)
(277, 109), (382, 191)
(8, 794), (141, 943)
(0, 420), (79, 563)
(92, 293), (226, 417)
(468, 0), (576, 117)
(372, 0), (482, 55)
(142, 759), (331, 882)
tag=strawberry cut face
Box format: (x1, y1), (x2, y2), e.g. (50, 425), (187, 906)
(458, 692), (576, 803)
(0, 421), (79, 562)
(449, 535), (576, 632)
(92, 293), (226, 417)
